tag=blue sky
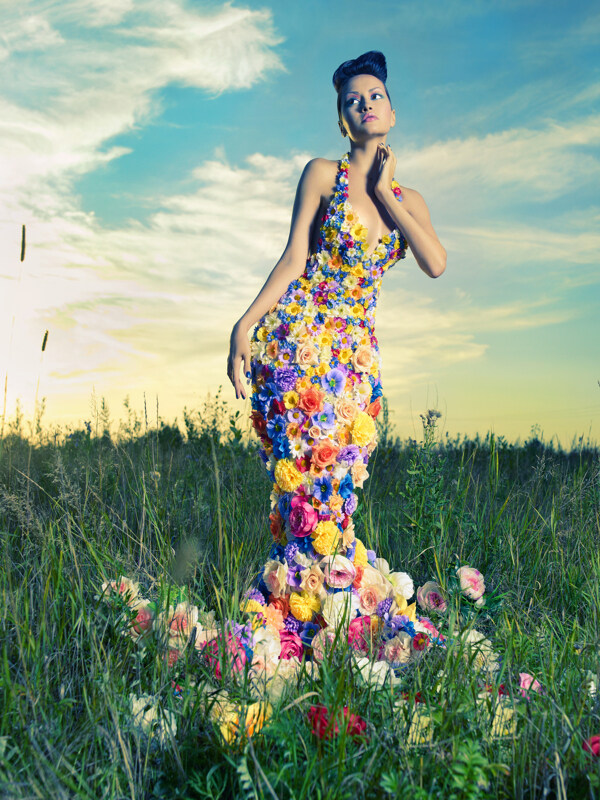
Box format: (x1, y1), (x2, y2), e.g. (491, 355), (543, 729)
(1, 0), (599, 446)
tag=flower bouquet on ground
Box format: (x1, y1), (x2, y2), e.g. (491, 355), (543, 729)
(97, 556), (539, 749)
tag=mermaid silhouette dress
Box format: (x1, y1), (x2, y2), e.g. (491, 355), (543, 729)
(245, 152), (437, 660)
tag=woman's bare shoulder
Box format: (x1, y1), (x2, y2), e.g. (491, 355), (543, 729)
(394, 184), (425, 216)
(302, 157), (339, 197)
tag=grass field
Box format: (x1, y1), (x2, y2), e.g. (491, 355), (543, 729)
(0, 390), (599, 799)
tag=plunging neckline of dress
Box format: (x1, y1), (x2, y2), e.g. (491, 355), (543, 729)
(341, 152), (401, 262)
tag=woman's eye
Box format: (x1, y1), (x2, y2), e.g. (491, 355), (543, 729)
(371, 92), (383, 99)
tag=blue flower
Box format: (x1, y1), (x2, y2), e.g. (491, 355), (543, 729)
(313, 475), (333, 502)
(278, 493), (291, 519)
(272, 435), (291, 459)
(266, 416), (286, 438)
(338, 473), (354, 499)
(311, 402), (335, 429)
(321, 368), (346, 396)
(299, 622), (320, 647)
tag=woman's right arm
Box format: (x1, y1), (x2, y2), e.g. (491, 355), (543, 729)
(227, 158), (329, 400)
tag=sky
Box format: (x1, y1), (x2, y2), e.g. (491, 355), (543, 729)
(0, 0), (599, 448)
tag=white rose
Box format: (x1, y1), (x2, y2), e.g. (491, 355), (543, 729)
(353, 657), (399, 688)
(388, 571), (415, 600)
(321, 592), (360, 629)
(374, 558), (390, 575)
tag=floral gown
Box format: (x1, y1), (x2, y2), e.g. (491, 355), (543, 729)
(245, 152), (437, 661)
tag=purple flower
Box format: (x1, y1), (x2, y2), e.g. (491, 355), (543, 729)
(275, 323), (290, 340)
(338, 445), (361, 466)
(321, 368), (346, 396)
(274, 366), (298, 393)
(284, 542), (299, 565)
(377, 597), (393, 617)
(344, 493), (358, 515)
(311, 402), (336, 430)
(287, 566), (303, 589)
(366, 549), (377, 565)
(284, 615), (302, 633)
(245, 587), (266, 605)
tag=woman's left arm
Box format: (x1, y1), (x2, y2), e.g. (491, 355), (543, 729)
(375, 144), (447, 279)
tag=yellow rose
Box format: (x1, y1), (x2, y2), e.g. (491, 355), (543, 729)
(289, 590), (321, 622)
(287, 302), (301, 315)
(274, 459), (303, 492)
(305, 366), (315, 378)
(351, 412), (376, 446)
(350, 265), (364, 278)
(316, 362), (329, 377)
(283, 391), (299, 409)
(328, 492), (344, 512)
(337, 347), (352, 364)
(318, 331), (333, 347)
(312, 520), (342, 555)
(257, 326), (268, 342)
(353, 538), (368, 567)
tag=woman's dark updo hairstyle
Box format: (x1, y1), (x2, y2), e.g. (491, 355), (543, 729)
(332, 50), (391, 119)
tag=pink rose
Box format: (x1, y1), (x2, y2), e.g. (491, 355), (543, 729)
(519, 672), (542, 699)
(321, 555), (356, 588)
(129, 602), (154, 638)
(456, 566), (486, 601)
(358, 586), (380, 616)
(416, 581), (447, 614)
(279, 631), (304, 660)
(201, 633), (247, 680)
(583, 735), (600, 757)
(311, 628), (337, 662)
(348, 616), (371, 653)
(290, 495), (318, 537)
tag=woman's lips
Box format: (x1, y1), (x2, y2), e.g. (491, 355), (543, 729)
(362, 115), (377, 122)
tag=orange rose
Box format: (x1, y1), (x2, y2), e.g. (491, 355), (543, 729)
(367, 398), (381, 418)
(311, 440), (339, 469)
(268, 595), (290, 619)
(298, 386), (324, 415)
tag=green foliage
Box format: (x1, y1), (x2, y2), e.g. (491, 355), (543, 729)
(0, 392), (599, 799)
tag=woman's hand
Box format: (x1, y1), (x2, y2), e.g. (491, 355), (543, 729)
(374, 143), (397, 200)
(227, 322), (251, 400)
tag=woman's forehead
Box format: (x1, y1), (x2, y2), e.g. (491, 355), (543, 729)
(341, 74), (385, 94)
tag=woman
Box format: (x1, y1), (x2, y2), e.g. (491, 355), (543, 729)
(226, 51), (446, 656)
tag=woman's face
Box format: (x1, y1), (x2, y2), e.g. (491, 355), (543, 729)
(338, 73), (395, 141)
